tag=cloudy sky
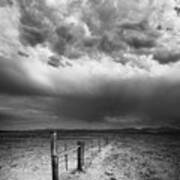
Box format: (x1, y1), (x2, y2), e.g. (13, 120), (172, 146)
(1, 0), (180, 130)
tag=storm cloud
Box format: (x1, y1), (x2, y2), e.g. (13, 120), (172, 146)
(53, 75), (180, 125)
(0, 55), (54, 95)
(1, 0), (180, 129)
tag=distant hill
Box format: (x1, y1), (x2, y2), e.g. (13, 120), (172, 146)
(0, 127), (180, 139)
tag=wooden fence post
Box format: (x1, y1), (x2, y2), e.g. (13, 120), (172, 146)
(64, 143), (68, 171)
(82, 142), (85, 166)
(51, 131), (59, 180)
(77, 141), (85, 171)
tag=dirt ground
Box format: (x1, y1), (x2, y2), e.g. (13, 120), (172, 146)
(0, 133), (180, 180)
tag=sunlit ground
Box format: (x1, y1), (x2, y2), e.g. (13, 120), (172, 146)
(0, 132), (180, 180)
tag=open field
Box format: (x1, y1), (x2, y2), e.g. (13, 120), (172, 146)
(0, 130), (180, 180)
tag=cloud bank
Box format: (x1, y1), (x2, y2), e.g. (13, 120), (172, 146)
(1, 0), (180, 128)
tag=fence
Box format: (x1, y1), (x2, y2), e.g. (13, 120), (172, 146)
(50, 131), (110, 180)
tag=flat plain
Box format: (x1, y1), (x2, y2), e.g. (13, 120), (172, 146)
(0, 130), (180, 180)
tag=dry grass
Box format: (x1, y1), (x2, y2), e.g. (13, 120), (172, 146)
(0, 133), (180, 180)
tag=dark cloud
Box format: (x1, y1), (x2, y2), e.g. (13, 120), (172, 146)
(1, 75), (180, 129)
(98, 32), (127, 53)
(0, 112), (18, 121)
(0, 56), (51, 95)
(142, 83), (180, 120)
(118, 19), (149, 32)
(52, 78), (180, 128)
(14, 0), (180, 67)
(16, 0), (159, 57)
(122, 30), (157, 49)
(55, 26), (74, 43)
(51, 25), (75, 55)
(18, 0), (52, 46)
(0, 0), (13, 7)
(1, 0), (180, 130)
(19, 25), (49, 46)
(153, 49), (180, 64)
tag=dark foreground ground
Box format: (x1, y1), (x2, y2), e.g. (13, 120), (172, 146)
(0, 130), (180, 180)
